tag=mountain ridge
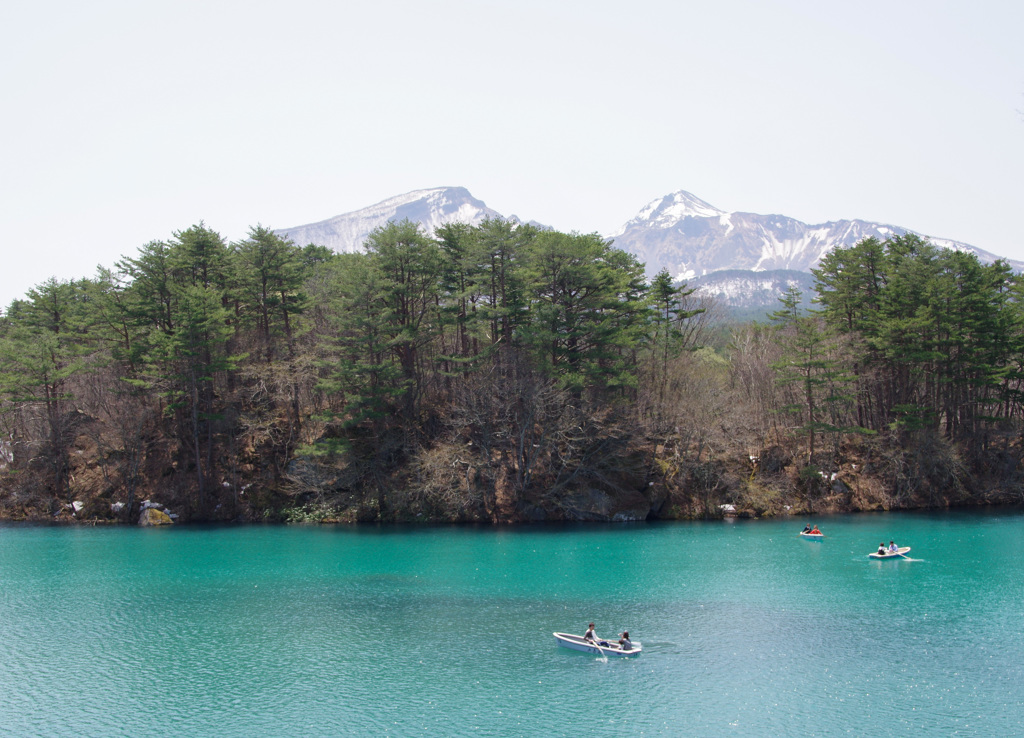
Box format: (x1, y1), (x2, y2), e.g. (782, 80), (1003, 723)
(275, 187), (1023, 281)
(609, 190), (1022, 280)
(277, 186), (503, 254)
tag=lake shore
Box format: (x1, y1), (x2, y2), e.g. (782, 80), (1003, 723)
(4, 427), (1022, 526)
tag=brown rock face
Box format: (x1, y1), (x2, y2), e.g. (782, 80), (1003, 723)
(139, 508), (173, 526)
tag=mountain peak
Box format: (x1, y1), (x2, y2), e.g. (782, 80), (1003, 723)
(375, 186), (475, 209)
(275, 186), (1017, 284)
(610, 191), (725, 237)
(609, 191), (1019, 281)
(276, 187), (502, 253)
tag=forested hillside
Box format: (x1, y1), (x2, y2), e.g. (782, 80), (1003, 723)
(1, 220), (1021, 524)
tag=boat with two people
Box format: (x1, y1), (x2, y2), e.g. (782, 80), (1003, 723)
(554, 631), (642, 657)
(868, 541), (911, 559)
(799, 524), (824, 541)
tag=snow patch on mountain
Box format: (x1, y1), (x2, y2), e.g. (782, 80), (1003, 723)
(752, 225), (835, 271)
(275, 186), (503, 253)
(274, 185), (1021, 286)
(609, 191), (725, 238)
(608, 190), (1023, 279)
(690, 269), (817, 316)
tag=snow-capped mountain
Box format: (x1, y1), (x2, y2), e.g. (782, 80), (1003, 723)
(276, 187), (1021, 285)
(690, 269), (813, 306)
(689, 269), (817, 321)
(276, 187), (506, 252)
(608, 190), (1023, 280)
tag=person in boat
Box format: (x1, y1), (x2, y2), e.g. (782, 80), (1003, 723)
(810, 526), (821, 535)
(878, 543), (887, 555)
(618, 631), (632, 651)
(802, 524), (813, 534)
(584, 623), (610, 647)
(888, 540), (898, 553)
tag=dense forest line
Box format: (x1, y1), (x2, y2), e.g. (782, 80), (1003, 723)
(1, 219), (1022, 524)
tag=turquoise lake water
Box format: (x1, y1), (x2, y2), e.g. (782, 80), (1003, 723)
(1, 510), (1023, 737)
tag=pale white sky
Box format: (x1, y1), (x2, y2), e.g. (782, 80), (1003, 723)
(2, 0), (1022, 306)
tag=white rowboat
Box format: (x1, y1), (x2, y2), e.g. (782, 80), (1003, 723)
(868, 546), (911, 559)
(553, 632), (642, 656)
